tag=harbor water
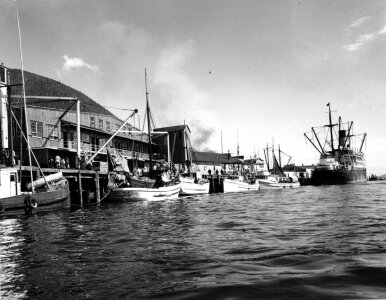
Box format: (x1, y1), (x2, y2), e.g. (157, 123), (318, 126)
(1, 182), (386, 299)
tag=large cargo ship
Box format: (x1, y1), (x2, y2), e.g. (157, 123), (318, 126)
(304, 103), (367, 185)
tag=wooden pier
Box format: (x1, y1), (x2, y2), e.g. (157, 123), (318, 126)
(20, 166), (109, 207)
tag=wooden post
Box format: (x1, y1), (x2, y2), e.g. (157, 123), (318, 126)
(95, 172), (100, 204)
(78, 171), (83, 207)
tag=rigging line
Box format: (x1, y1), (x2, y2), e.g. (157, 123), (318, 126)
(102, 106), (136, 111)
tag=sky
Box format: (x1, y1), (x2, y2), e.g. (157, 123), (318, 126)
(1, 0), (386, 175)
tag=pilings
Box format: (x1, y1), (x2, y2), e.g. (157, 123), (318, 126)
(208, 175), (224, 193)
(20, 166), (108, 208)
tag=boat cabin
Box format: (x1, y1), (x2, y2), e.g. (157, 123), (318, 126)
(0, 166), (21, 197)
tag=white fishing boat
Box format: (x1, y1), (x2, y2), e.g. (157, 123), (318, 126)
(108, 182), (181, 201)
(179, 175), (209, 195)
(257, 143), (300, 189)
(99, 69), (180, 201)
(223, 175), (260, 193)
(257, 171), (300, 189)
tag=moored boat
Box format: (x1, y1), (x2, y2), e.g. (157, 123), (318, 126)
(104, 69), (180, 201)
(0, 167), (70, 216)
(223, 175), (260, 193)
(179, 175), (210, 195)
(304, 103), (367, 185)
(257, 143), (300, 189)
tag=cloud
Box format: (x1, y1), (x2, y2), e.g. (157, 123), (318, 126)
(151, 40), (218, 151)
(349, 16), (371, 28)
(57, 55), (100, 77)
(342, 23), (386, 51)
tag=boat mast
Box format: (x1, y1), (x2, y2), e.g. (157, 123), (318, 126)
(278, 144), (282, 168)
(17, 10), (34, 193)
(145, 68), (153, 171)
(327, 103), (334, 153)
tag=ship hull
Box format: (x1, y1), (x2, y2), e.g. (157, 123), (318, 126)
(311, 168), (367, 185)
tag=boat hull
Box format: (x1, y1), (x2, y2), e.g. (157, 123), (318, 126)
(180, 181), (210, 195)
(223, 179), (260, 193)
(259, 179), (300, 189)
(311, 168), (367, 185)
(108, 183), (181, 201)
(0, 184), (70, 216)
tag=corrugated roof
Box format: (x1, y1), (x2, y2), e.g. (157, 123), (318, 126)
(154, 124), (191, 133)
(192, 151), (241, 164)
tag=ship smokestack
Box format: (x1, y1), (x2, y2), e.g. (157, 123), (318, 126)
(339, 130), (346, 149)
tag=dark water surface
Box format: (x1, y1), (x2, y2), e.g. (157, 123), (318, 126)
(1, 182), (386, 299)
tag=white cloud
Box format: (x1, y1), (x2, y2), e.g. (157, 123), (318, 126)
(59, 55), (100, 73)
(343, 23), (386, 51)
(349, 16), (371, 28)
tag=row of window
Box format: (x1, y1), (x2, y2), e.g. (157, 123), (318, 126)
(30, 120), (147, 153)
(31, 120), (58, 140)
(89, 116), (133, 135)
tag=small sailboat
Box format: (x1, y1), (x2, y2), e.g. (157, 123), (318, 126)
(257, 143), (300, 189)
(106, 70), (180, 201)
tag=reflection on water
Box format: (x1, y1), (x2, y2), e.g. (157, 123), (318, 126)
(1, 182), (386, 299)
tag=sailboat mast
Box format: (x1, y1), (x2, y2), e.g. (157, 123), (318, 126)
(17, 10), (34, 192)
(145, 69), (153, 171)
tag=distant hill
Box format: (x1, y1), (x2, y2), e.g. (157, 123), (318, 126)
(379, 174), (386, 179)
(9, 69), (114, 117)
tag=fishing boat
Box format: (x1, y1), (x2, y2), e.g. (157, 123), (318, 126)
(0, 168), (70, 216)
(179, 174), (209, 195)
(304, 103), (367, 185)
(257, 143), (300, 189)
(0, 16), (70, 216)
(222, 135), (260, 193)
(177, 129), (210, 196)
(102, 69), (180, 201)
(223, 175), (260, 193)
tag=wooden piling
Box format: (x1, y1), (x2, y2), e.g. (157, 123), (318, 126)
(95, 172), (100, 204)
(78, 171), (83, 207)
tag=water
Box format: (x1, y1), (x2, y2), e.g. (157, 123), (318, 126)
(1, 182), (386, 299)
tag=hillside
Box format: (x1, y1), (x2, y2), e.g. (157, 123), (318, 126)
(9, 69), (114, 117)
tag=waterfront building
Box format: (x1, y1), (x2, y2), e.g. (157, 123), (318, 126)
(7, 68), (153, 171)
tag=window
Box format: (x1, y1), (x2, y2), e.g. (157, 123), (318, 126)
(31, 120), (43, 137)
(0, 66), (6, 84)
(47, 124), (59, 140)
(81, 133), (90, 143)
(106, 121), (110, 132)
(99, 119), (103, 130)
(90, 116), (95, 127)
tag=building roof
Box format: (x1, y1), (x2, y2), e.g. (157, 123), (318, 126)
(154, 124), (191, 133)
(243, 158), (265, 164)
(192, 151), (241, 165)
(61, 120), (152, 144)
(283, 164), (307, 172)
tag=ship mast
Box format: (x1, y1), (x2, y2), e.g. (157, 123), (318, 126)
(327, 103), (334, 153)
(145, 69), (153, 171)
